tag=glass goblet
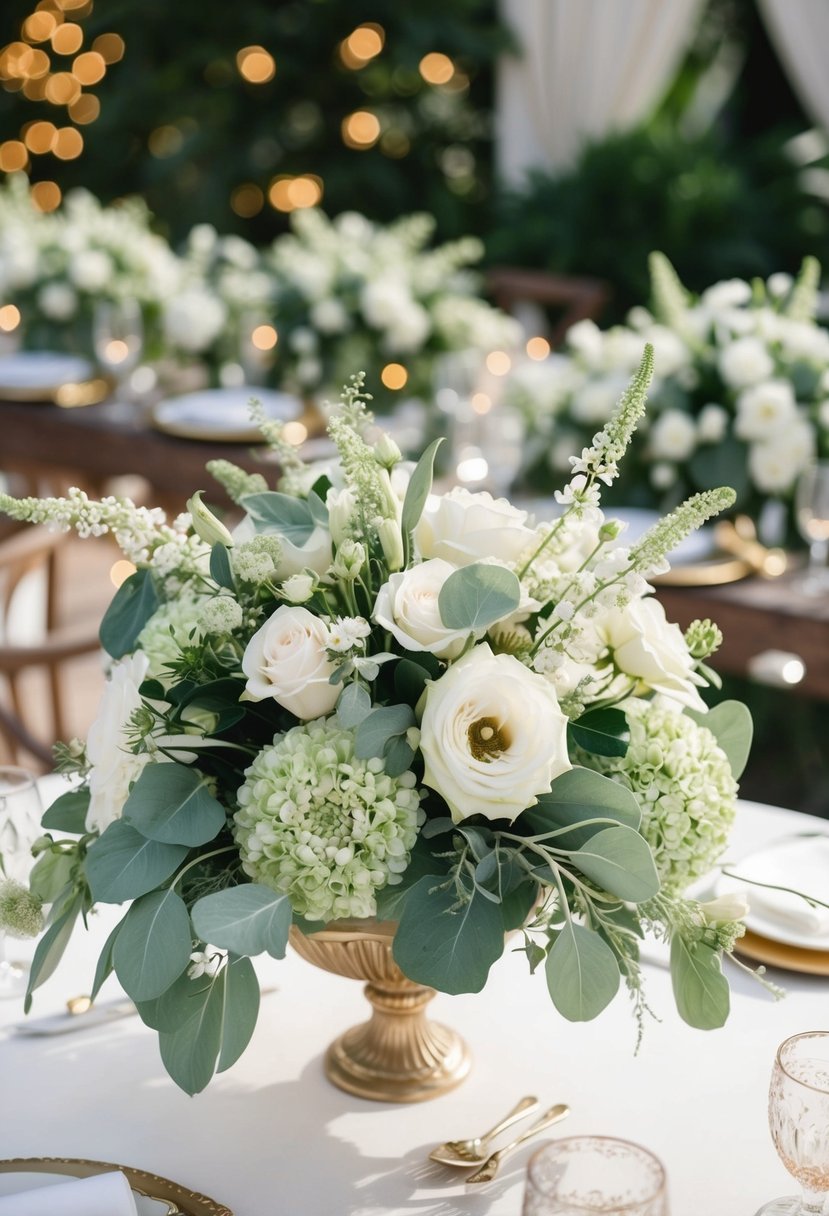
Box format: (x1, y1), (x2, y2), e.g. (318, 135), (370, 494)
(523, 1136), (669, 1216)
(0, 766), (43, 1000)
(756, 1031), (829, 1215)
(795, 462), (829, 596)
(92, 298), (144, 397)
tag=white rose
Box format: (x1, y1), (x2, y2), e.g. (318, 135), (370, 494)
(274, 525), (332, 581)
(86, 652), (152, 833)
(241, 605), (339, 719)
(600, 597), (706, 711)
(69, 249), (113, 292)
(717, 337), (774, 388)
(310, 298), (349, 334)
(749, 420), (814, 493)
(697, 404), (729, 444)
(767, 272), (793, 299)
(163, 290), (227, 353)
(37, 282), (77, 321)
(373, 559), (472, 659)
(734, 380), (797, 441)
(649, 410), (697, 461)
(701, 279), (752, 311)
(419, 644), (570, 823)
(415, 488), (536, 568)
(282, 573), (315, 602)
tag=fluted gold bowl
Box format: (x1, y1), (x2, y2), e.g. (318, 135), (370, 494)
(289, 919), (471, 1103)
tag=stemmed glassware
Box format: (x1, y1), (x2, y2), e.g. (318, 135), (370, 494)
(0, 766), (43, 999)
(795, 462), (829, 596)
(92, 298), (144, 397)
(522, 1136), (670, 1215)
(756, 1031), (829, 1215)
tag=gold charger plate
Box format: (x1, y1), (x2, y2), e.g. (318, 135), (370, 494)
(735, 930), (829, 976)
(651, 555), (754, 587)
(0, 376), (112, 407)
(0, 1158), (233, 1215)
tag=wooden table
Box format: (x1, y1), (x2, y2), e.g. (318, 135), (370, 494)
(656, 569), (829, 700)
(1, 397), (279, 511)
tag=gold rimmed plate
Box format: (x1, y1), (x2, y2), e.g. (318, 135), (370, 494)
(0, 353), (102, 403)
(735, 930), (829, 977)
(651, 554), (755, 586)
(151, 387), (303, 443)
(0, 1158), (233, 1215)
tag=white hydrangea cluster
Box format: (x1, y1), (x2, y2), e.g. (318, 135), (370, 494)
(579, 700), (737, 890)
(233, 718), (424, 921)
(136, 592), (206, 679)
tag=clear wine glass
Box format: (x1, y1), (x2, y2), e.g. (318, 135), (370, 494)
(92, 298), (144, 397)
(756, 1031), (829, 1215)
(795, 462), (829, 596)
(523, 1136), (670, 1215)
(0, 766), (43, 1000)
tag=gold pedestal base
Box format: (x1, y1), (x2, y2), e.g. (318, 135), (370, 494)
(290, 920), (472, 1103)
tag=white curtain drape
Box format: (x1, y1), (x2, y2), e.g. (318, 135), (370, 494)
(758, 0), (829, 133)
(495, 0), (705, 184)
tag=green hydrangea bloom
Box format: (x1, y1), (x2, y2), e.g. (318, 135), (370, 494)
(0, 880), (44, 938)
(233, 718), (424, 921)
(136, 592), (205, 681)
(577, 700), (737, 890)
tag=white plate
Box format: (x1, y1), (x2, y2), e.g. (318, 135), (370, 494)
(715, 834), (829, 951)
(151, 387), (302, 442)
(0, 352), (94, 395)
(0, 1171), (170, 1214)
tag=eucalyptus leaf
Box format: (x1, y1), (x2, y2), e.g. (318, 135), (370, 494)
(500, 878), (537, 932)
(383, 736), (415, 777)
(113, 888), (193, 1001)
(23, 894), (83, 1013)
(41, 789), (90, 834)
(438, 563), (520, 632)
(191, 884), (292, 959)
(99, 568), (160, 660)
(306, 489), (329, 528)
(354, 703), (415, 760)
(123, 764), (226, 847)
(670, 935), (730, 1029)
(28, 850), (75, 904)
(374, 838), (450, 921)
(568, 708), (630, 759)
(393, 877), (504, 994)
(393, 654), (441, 704)
(90, 914), (128, 1002)
(522, 766), (641, 848)
(86, 820), (189, 904)
(145, 969), (203, 1032)
(336, 683), (372, 729)
(217, 955), (260, 1072)
(687, 700), (753, 779)
(209, 543), (235, 591)
(570, 825), (660, 903)
(400, 438), (442, 564)
(158, 970), (227, 1095)
(545, 921), (620, 1021)
(239, 491), (314, 543)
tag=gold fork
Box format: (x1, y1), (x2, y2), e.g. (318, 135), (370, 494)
(429, 1095), (540, 1166)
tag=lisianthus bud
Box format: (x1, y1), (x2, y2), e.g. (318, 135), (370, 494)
(186, 491), (235, 549)
(375, 432), (402, 469)
(599, 519), (624, 541)
(699, 893), (750, 925)
(378, 518), (404, 572)
(282, 573), (316, 603)
(330, 539), (366, 581)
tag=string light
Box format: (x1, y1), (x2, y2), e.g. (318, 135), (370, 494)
(110, 559), (137, 588)
(0, 305), (21, 331)
(485, 350), (512, 376)
(68, 93), (99, 123)
(526, 336), (550, 360)
(230, 183), (264, 217)
(236, 45), (275, 84)
(72, 49), (105, 84)
(30, 180), (61, 210)
(381, 363), (408, 390)
(0, 141), (28, 171)
(92, 33), (124, 64)
(268, 174), (323, 212)
(51, 23), (83, 55)
(339, 23), (384, 69)
(251, 324), (277, 351)
(22, 12), (57, 42)
(472, 392), (492, 414)
(23, 119), (56, 153)
(341, 110), (380, 150)
(418, 52), (454, 85)
(45, 71), (81, 104)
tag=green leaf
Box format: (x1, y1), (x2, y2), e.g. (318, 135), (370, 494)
(336, 683), (372, 729)
(217, 955), (260, 1073)
(209, 543), (235, 591)
(28, 850), (75, 903)
(393, 877), (504, 994)
(123, 764), (226, 847)
(383, 736), (415, 777)
(86, 820), (189, 903)
(393, 654), (441, 704)
(239, 491), (314, 543)
(570, 825), (660, 903)
(99, 568), (160, 660)
(568, 708), (630, 758)
(158, 970), (227, 1095)
(501, 878), (538, 932)
(687, 700), (753, 779)
(41, 789), (90, 834)
(670, 935), (730, 1029)
(139, 969), (196, 1032)
(113, 888), (193, 1001)
(400, 437), (443, 564)
(545, 922), (620, 1021)
(438, 563), (520, 631)
(23, 894), (83, 1013)
(375, 838), (450, 921)
(522, 766), (642, 848)
(306, 489), (329, 528)
(191, 884), (291, 959)
(354, 703), (415, 760)
(689, 436), (750, 502)
(90, 914), (127, 1002)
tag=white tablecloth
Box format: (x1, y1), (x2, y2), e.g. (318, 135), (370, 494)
(0, 787), (827, 1216)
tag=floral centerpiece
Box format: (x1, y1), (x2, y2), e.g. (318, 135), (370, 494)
(265, 208), (521, 404)
(0, 177), (179, 358)
(508, 254), (827, 537)
(0, 353), (758, 1097)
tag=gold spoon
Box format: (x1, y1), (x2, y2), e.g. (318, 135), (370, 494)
(465, 1102), (571, 1186)
(429, 1095), (540, 1166)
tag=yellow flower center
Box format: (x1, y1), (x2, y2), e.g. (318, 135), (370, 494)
(467, 716), (510, 761)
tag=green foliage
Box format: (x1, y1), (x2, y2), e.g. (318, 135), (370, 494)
(123, 764), (227, 847)
(569, 826), (659, 904)
(393, 875), (505, 993)
(438, 563), (520, 631)
(113, 888), (193, 1001)
(670, 934), (730, 1029)
(191, 884), (292, 959)
(522, 767), (642, 847)
(85, 821), (189, 903)
(567, 708), (630, 759)
(545, 922), (620, 1021)
(239, 492), (317, 542)
(353, 703), (416, 763)
(687, 701), (753, 780)
(99, 569), (160, 660)
(40, 789), (90, 835)
(24, 894), (84, 1013)
(400, 438), (442, 566)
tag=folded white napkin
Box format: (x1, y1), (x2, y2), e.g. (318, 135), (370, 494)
(734, 836), (829, 937)
(0, 1171), (137, 1216)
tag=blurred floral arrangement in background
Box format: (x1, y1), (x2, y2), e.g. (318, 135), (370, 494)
(509, 254), (828, 538)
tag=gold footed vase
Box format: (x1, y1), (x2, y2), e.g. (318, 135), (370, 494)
(289, 919), (471, 1103)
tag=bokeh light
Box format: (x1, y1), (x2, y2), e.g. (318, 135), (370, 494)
(51, 23), (83, 55)
(236, 45), (275, 84)
(526, 336), (551, 360)
(381, 363), (408, 390)
(341, 110), (381, 150)
(0, 305), (21, 332)
(148, 124), (184, 157)
(283, 421), (308, 446)
(110, 559), (137, 588)
(251, 324), (277, 351)
(68, 92), (100, 123)
(231, 183), (264, 217)
(485, 350), (512, 376)
(23, 12), (57, 43)
(339, 24), (384, 69)
(0, 140), (28, 171)
(92, 33), (124, 64)
(45, 71), (81, 104)
(53, 125), (83, 158)
(30, 180), (61, 211)
(72, 49), (105, 84)
(419, 52), (454, 85)
(24, 119), (57, 153)
(268, 174), (323, 211)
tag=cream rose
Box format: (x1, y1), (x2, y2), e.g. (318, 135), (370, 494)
(373, 559), (472, 660)
(419, 644), (571, 823)
(86, 652), (152, 834)
(242, 605), (339, 720)
(415, 488), (536, 568)
(600, 598), (706, 711)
